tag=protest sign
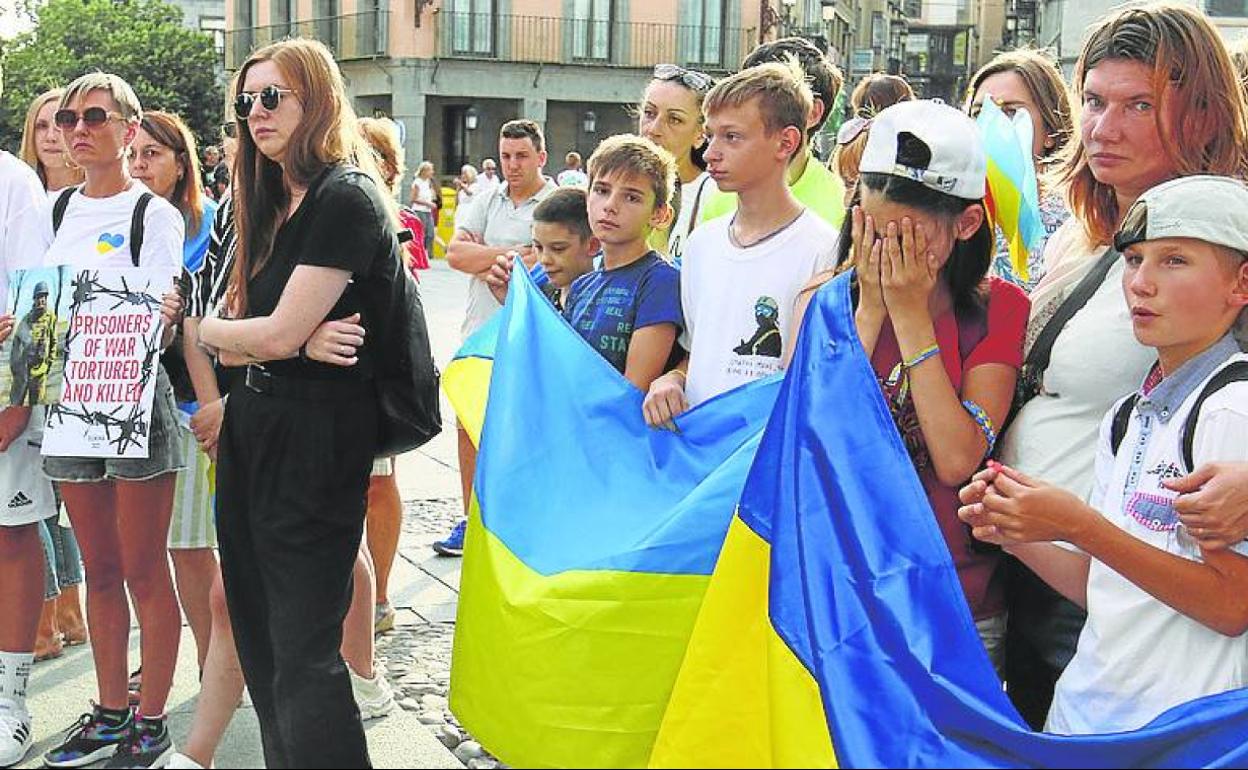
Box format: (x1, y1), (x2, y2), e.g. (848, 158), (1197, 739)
(1, 265), (73, 407)
(42, 267), (172, 458)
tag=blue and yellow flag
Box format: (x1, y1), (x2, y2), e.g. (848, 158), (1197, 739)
(652, 272), (1248, 768)
(978, 98), (1045, 282)
(447, 267), (781, 767)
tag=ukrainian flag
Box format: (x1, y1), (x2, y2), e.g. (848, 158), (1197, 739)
(651, 271), (1248, 768)
(447, 266), (782, 768)
(977, 98), (1045, 283)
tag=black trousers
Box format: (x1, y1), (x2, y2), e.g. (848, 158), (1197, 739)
(216, 384), (378, 769)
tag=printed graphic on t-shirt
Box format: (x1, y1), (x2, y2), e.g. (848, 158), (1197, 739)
(574, 285), (637, 360)
(97, 232), (126, 254)
(732, 296), (782, 358)
(1125, 490), (1180, 532)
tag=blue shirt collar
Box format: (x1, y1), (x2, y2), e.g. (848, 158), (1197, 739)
(1137, 333), (1241, 423)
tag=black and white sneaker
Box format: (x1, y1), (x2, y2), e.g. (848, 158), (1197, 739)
(43, 705), (132, 768)
(103, 715), (173, 769)
(0, 700), (32, 769)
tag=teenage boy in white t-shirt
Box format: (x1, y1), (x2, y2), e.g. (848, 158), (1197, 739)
(642, 60), (838, 428)
(960, 175), (1248, 735)
(0, 142), (59, 767)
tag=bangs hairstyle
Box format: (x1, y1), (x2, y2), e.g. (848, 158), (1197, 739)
(967, 48), (1073, 160)
(140, 110), (205, 236)
(743, 37), (843, 134)
(837, 132), (993, 316)
(1056, 3), (1248, 246)
(60, 72), (143, 122)
(534, 188), (592, 240)
(704, 59), (814, 144)
(230, 37), (395, 315)
(358, 116), (406, 195)
(19, 88), (84, 189)
(587, 134), (677, 210)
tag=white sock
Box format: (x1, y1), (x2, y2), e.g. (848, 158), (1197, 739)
(0, 651), (34, 709)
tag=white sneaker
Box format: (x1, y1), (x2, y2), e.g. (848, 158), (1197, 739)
(165, 751), (207, 769)
(0, 700), (32, 769)
(349, 664), (396, 721)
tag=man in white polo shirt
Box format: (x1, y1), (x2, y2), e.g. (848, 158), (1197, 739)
(440, 119), (557, 556)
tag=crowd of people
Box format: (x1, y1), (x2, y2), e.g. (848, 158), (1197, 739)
(0, 1), (1247, 769)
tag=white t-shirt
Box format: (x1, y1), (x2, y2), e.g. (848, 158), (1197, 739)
(0, 152), (46, 310)
(996, 251), (1154, 499)
(667, 172), (714, 265)
(680, 209), (837, 406)
(1047, 350), (1248, 735)
(16, 181), (183, 275)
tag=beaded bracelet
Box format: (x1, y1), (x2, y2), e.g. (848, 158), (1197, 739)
(962, 399), (997, 457)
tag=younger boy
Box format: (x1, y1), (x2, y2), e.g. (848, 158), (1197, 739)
(960, 175), (1248, 735)
(643, 60), (839, 428)
(491, 135), (682, 391)
(488, 187), (599, 311)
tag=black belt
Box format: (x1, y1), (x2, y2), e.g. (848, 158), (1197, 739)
(243, 364), (372, 401)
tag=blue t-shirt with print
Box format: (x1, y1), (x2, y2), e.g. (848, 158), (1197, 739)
(563, 251), (682, 374)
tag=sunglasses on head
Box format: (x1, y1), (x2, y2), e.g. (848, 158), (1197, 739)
(54, 107), (123, 130)
(652, 63), (713, 93)
(234, 85), (299, 120)
(836, 116), (871, 146)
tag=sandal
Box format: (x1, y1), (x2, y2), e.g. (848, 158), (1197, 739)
(127, 668), (142, 706)
(34, 631), (64, 662)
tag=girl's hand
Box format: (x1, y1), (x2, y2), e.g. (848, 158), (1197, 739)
(851, 207), (884, 314)
(190, 397), (225, 459)
(880, 217), (938, 321)
(304, 313), (365, 367)
(0, 314), (14, 345)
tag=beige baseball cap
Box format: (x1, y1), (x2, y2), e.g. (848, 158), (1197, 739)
(1115, 175), (1248, 254)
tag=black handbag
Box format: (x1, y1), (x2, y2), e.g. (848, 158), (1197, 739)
(369, 204), (443, 458)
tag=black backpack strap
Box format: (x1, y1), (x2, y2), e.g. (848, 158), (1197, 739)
(1109, 394), (1140, 457)
(51, 187), (77, 234)
(1019, 246), (1120, 395)
(129, 192), (154, 267)
(1180, 360), (1248, 472)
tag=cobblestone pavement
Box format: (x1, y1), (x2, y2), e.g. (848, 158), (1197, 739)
(374, 497), (503, 769)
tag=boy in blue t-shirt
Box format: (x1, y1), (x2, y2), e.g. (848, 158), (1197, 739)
(491, 135), (682, 391)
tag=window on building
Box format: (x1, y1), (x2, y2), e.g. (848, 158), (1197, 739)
(314, 0), (339, 52)
(871, 11), (885, 49)
(1208, 0), (1248, 16)
(682, 0), (724, 66)
(452, 0), (495, 55)
(231, 0), (257, 67)
(270, 0), (295, 37)
(572, 0), (612, 61)
(200, 16), (226, 58)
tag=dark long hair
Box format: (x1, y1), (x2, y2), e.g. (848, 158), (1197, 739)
(835, 132), (992, 316)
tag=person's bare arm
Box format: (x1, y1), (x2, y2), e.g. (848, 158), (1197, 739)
(446, 229), (532, 275)
(623, 324), (679, 392)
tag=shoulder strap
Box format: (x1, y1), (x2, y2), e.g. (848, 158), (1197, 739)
(1110, 394), (1140, 456)
(129, 192), (154, 267)
(1024, 245), (1120, 379)
(1180, 360), (1248, 471)
(51, 187), (77, 234)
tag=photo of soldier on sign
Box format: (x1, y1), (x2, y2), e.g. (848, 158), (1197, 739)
(0, 265), (72, 407)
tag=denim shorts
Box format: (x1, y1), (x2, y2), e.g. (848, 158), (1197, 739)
(43, 366), (186, 483)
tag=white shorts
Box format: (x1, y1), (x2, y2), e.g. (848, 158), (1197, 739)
(0, 408), (57, 527)
(371, 457), (394, 476)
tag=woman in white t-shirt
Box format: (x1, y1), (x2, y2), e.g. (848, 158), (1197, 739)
(19, 88), (85, 198)
(639, 64), (715, 264)
(409, 160), (438, 255)
(991, 3), (1248, 730)
(24, 73), (187, 769)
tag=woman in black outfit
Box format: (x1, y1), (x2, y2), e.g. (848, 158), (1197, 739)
(197, 37), (398, 768)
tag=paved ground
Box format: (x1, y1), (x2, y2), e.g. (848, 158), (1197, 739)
(20, 263), (483, 769)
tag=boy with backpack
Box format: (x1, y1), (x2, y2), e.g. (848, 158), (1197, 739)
(960, 175), (1248, 734)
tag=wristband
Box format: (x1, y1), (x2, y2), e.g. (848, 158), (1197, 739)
(903, 344), (941, 371)
(962, 398), (997, 457)
(298, 342), (310, 363)
(669, 369), (687, 383)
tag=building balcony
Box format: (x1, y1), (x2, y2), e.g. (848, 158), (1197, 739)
(226, 11), (389, 70)
(435, 12), (755, 73)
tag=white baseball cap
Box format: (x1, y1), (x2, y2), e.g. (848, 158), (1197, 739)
(1115, 175), (1248, 254)
(858, 99), (987, 200)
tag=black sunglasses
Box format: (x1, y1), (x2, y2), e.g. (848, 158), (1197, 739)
(652, 63), (713, 93)
(234, 85), (299, 120)
(54, 107), (122, 130)
(219, 122), (238, 140)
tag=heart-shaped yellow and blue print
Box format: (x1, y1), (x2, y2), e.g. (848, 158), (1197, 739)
(96, 233), (125, 254)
